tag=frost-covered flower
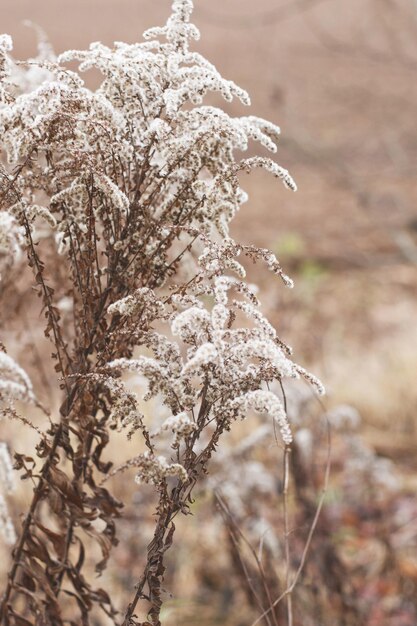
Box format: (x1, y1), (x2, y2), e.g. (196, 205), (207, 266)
(0, 442), (14, 494)
(108, 269), (323, 449)
(0, 212), (24, 280)
(107, 288), (165, 320)
(0, 351), (35, 406)
(0, 443), (16, 544)
(151, 411), (196, 449)
(133, 452), (188, 485)
(0, 493), (16, 545)
(230, 390), (292, 445)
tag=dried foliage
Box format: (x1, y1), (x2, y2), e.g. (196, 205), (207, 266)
(0, 1), (325, 624)
(204, 388), (414, 626)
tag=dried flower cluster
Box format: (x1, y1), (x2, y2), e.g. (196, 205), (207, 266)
(207, 386), (402, 626)
(0, 350), (35, 406)
(0, 1), (322, 624)
(0, 442), (16, 545)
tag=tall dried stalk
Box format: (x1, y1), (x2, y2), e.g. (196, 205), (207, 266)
(0, 2), (324, 624)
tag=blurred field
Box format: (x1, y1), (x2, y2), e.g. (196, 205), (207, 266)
(1, 0), (417, 624)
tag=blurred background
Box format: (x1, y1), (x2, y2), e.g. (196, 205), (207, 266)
(1, 1), (417, 624)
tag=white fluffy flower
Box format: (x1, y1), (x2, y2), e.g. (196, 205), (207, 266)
(231, 390), (292, 445)
(0, 351), (35, 406)
(134, 452), (188, 485)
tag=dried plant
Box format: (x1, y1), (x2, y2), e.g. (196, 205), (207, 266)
(0, 2), (324, 624)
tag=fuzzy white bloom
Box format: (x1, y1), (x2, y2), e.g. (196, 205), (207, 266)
(107, 355), (182, 410)
(230, 338), (296, 378)
(0, 212), (24, 280)
(241, 157), (297, 192)
(0, 442), (15, 494)
(211, 303), (229, 330)
(107, 295), (139, 317)
(171, 293), (204, 310)
(25, 204), (57, 228)
(294, 365), (325, 396)
(134, 452), (188, 485)
(0, 351), (35, 406)
(213, 276), (234, 306)
(171, 306), (211, 343)
(231, 389), (292, 445)
(198, 240), (245, 278)
(0, 34), (12, 53)
(108, 356), (164, 378)
(182, 342), (218, 375)
(0, 493), (16, 545)
(260, 250), (294, 288)
(8, 201), (57, 229)
(107, 288), (165, 319)
(239, 116), (281, 153)
(1, 0), (296, 250)
(223, 258), (246, 278)
(151, 411), (196, 448)
(95, 174), (129, 213)
(0, 442), (16, 545)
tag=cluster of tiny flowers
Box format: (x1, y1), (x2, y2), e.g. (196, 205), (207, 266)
(0, 350), (31, 543)
(151, 412), (196, 449)
(94, 173), (129, 214)
(0, 0), (297, 269)
(0, 493), (15, 545)
(240, 157), (297, 192)
(0, 211), (24, 281)
(0, 442), (14, 493)
(230, 390), (291, 445)
(108, 268), (324, 449)
(0, 34), (13, 104)
(133, 451), (188, 485)
(7, 200), (57, 230)
(0, 350), (35, 407)
(80, 373), (145, 440)
(107, 288), (165, 321)
(0, 442), (16, 545)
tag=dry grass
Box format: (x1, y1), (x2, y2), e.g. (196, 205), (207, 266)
(1, 1), (417, 624)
